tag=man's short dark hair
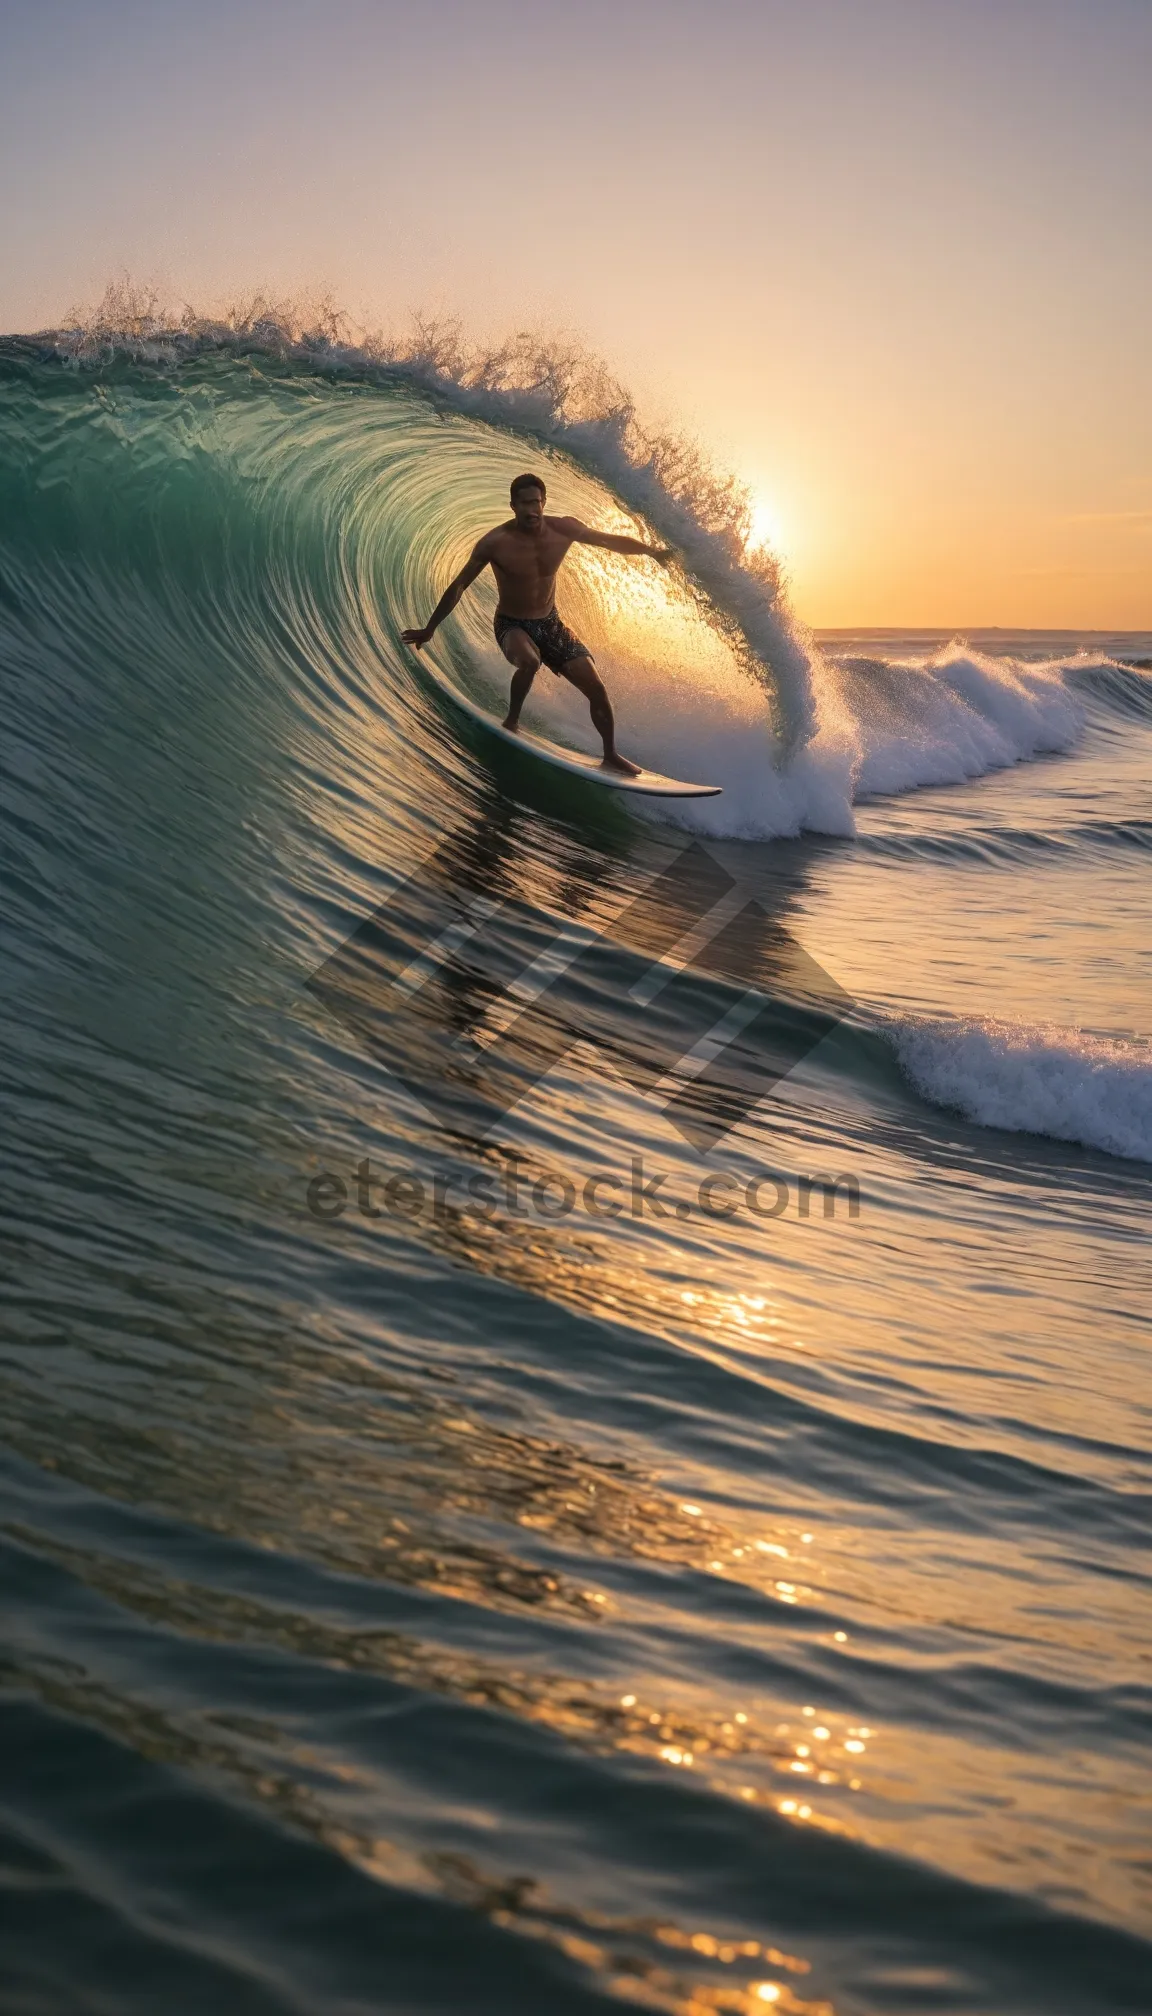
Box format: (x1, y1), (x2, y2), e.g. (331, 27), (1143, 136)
(510, 473), (546, 503)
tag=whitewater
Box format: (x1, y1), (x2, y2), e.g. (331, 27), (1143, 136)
(1, 305), (1150, 2016)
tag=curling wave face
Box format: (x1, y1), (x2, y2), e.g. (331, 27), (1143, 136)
(3, 321), (1148, 1171)
(2, 321), (1151, 2016)
(2, 311), (1120, 846)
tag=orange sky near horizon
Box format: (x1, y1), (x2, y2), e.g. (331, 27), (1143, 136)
(2, 0), (1148, 629)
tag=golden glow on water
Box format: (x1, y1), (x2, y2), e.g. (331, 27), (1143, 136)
(9, 1119), (1149, 1981)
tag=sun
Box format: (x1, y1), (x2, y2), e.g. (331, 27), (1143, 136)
(746, 494), (787, 557)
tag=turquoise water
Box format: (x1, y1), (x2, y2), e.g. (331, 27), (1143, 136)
(1, 335), (1149, 2015)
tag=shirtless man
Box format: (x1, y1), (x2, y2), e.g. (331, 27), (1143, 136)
(402, 473), (672, 775)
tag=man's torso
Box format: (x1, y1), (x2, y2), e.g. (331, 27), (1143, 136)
(486, 517), (574, 618)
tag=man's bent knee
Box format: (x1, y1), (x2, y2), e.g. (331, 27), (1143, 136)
(564, 654), (603, 694)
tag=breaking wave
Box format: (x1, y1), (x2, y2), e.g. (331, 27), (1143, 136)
(6, 283), (1128, 854)
(886, 1014), (1152, 1165)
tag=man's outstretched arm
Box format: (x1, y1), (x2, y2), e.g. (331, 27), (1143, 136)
(402, 539), (491, 648)
(559, 517), (673, 563)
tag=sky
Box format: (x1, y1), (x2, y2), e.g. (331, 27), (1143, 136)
(1, 0), (1149, 627)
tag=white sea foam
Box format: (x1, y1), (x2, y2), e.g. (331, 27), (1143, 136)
(825, 643), (1084, 799)
(614, 641), (1086, 841)
(886, 1014), (1152, 1164)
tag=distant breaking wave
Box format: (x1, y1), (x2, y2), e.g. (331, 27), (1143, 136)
(886, 1015), (1152, 1165)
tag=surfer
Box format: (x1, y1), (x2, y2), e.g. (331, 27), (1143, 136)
(401, 474), (673, 775)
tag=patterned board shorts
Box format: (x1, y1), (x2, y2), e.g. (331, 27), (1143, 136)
(493, 607), (589, 673)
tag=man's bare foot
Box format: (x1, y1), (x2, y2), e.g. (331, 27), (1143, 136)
(601, 751), (641, 776)
(501, 716), (521, 733)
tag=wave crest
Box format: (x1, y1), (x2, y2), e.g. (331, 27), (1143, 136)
(49, 282), (819, 748)
(887, 1013), (1152, 1164)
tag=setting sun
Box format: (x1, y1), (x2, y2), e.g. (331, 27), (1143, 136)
(746, 494), (789, 561)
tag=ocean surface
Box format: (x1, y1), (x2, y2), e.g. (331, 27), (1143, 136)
(1, 325), (1149, 2016)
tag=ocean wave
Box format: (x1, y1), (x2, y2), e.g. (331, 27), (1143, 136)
(1068, 656), (1152, 722)
(823, 643), (1084, 800)
(4, 293), (1152, 2013)
(885, 1014), (1152, 1164)
(857, 817), (1152, 866)
(6, 285), (1114, 847)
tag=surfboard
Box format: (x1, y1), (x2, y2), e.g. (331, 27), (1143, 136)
(412, 651), (722, 799)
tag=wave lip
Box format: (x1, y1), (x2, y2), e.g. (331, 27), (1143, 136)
(885, 1014), (1152, 1164)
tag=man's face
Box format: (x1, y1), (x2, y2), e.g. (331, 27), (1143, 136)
(512, 486), (545, 531)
